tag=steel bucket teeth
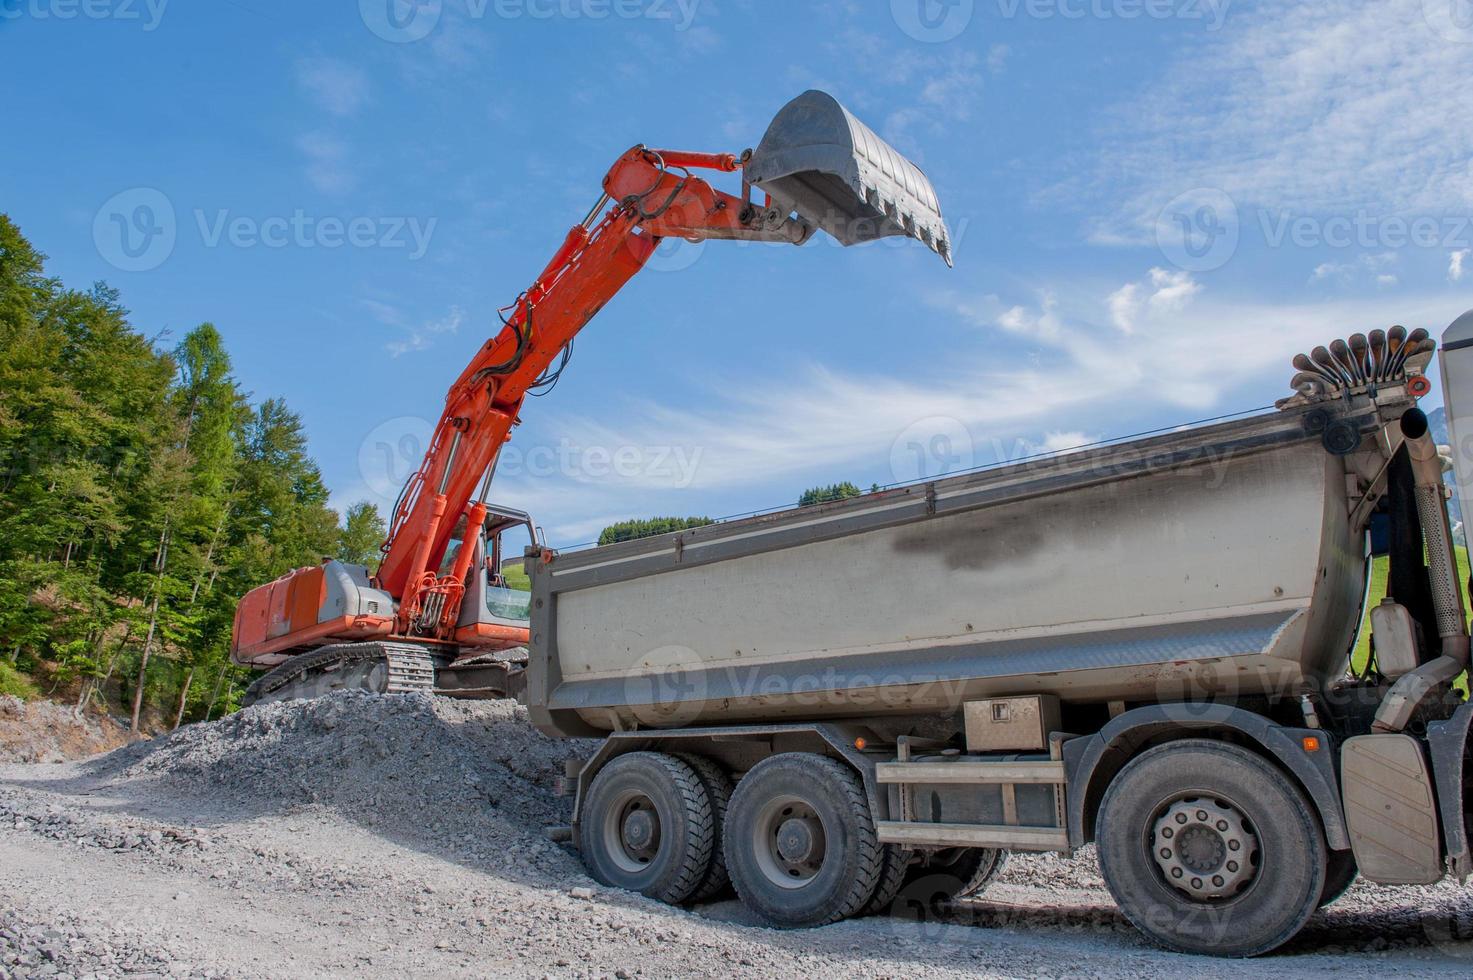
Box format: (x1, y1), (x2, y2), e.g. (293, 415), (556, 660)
(745, 90), (954, 267)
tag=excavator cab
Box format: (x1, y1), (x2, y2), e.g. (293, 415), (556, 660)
(454, 504), (537, 649)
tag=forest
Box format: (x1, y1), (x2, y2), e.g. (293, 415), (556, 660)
(0, 214), (385, 730)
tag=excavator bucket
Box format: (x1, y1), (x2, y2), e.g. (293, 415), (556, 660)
(745, 90), (953, 266)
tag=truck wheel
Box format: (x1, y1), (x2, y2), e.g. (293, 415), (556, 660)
(953, 847), (1009, 898)
(902, 846), (1009, 899)
(577, 752), (714, 905)
(724, 753), (883, 927)
(1096, 739), (1326, 957)
(862, 845), (912, 915)
(675, 753), (733, 902)
(883, 847), (1007, 919)
(1319, 849), (1358, 907)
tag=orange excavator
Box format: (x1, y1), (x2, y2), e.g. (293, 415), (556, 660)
(230, 90), (952, 705)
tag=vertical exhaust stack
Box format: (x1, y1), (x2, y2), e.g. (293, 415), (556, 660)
(1440, 309), (1473, 549)
(745, 90), (954, 266)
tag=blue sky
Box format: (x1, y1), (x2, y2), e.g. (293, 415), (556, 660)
(3, 0), (1471, 544)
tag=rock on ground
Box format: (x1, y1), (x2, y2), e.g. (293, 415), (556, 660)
(0, 695), (134, 765)
(1, 692), (1472, 978)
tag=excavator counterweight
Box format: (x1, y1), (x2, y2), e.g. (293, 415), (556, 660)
(230, 90), (951, 705)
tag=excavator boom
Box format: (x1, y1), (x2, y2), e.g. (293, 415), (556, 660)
(230, 91), (951, 693)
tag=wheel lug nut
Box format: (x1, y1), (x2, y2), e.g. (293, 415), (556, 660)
(1160, 848), (1172, 859)
(1172, 867), (1183, 878)
(1226, 860), (1238, 872)
(1228, 840), (1240, 851)
(1213, 875), (1225, 887)
(1175, 814), (1188, 825)
(1191, 877), (1203, 889)
(1161, 827), (1173, 839)
(1195, 810), (1208, 821)
(1216, 820), (1228, 832)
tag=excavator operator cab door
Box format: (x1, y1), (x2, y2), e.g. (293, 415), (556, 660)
(454, 504), (537, 651)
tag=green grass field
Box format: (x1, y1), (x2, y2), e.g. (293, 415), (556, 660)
(0, 659), (41, 700)
(501, 560), (531, 592)
(1351, 545), (1470, 692)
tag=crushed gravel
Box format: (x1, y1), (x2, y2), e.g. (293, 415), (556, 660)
(1, 692), (1472, 978)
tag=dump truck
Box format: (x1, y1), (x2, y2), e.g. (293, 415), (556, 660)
(528, 316), (1473, 957)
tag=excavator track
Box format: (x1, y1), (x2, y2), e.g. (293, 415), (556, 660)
(242, 642), (438, 708)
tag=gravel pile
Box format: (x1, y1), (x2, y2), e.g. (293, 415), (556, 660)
(87, 692), (596, 881)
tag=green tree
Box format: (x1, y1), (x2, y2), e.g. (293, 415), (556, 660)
(338, 501), (387, 568)
(598, 516), (714, 546)
(0, 214), (367, 728)
(798, 482), (862, 506)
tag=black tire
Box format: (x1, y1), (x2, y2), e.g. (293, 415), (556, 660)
(901, 847), (1008, 899)
(577, 752), (714, 905)
(1319, 849), (1358, 908)
(724, 753), (884, 927)
(1096, 739), (1327, 957)
(862, 845), (912, 916)
(675, 753), (733, 902)
(955, 847), (1009, 898)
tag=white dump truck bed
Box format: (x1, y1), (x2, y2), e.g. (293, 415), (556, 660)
(527, 399), (1392, 737)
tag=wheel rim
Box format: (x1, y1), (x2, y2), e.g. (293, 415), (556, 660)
(751, 794), (827, 889)
(601, 790), (662, 874)
(1149, 794), (1260, 902)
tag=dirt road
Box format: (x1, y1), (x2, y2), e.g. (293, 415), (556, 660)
(2, 694), (1471, 978)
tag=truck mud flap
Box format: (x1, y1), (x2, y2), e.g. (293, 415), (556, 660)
(1341, 734), (1443, 885)
(1427, 699), (1473, 880)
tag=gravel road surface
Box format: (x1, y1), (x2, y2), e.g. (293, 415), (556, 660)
(3, 693), (1472, 978)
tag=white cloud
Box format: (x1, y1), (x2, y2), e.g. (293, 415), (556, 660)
(529, 285), (1462, 505)
(996, 291), (1062, 341)
(331, 285), (1467, 545)
(1079, 0), (1473, 243)
(987, 43), (1010, 75)
(378, 305), (465, 358)
(1452, 249), (1470, 281)
(1040, 431), (1092, 453)
(1309, 251), (1401, 287)
(297, 132), (355, 194)
(1107, 268), (1200, 333)
(816, 29), (984, 160)
(1106, 282), (1141, 334)
(295, 57), (370, 117)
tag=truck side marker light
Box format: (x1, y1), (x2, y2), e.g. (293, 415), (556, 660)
(1302, 736), (1321, 753)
